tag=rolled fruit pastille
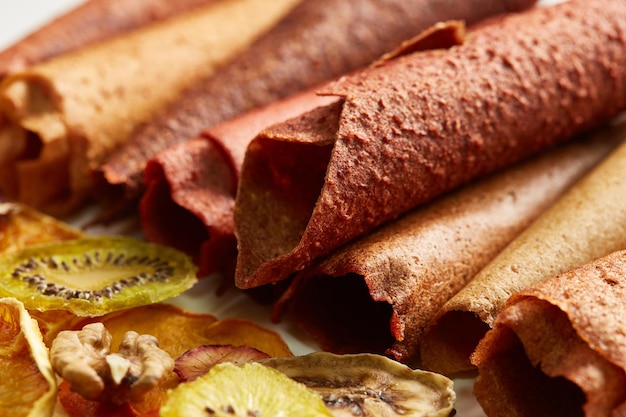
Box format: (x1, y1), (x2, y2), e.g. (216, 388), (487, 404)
(471, 249), (626, 417)
(140, 88), (338, 279)
(0, 0), (220, 77)
(270, 127), (623, 366)
(0, 0), (299, 215)
(93, 0), (539, 206)
(136, 21), (467, 280)
(419, 120), (626, 377)
(233, 0), (626, 290)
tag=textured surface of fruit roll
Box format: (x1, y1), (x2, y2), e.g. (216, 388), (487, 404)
(270, 129), (622, 366)
(420, 123), (626, 377)
(233, 0), (626, 290)
(0, 0), (219, 76)
(471, 249), (626, 417)
(0, 0), (299, 215)
(93, 0), (538, 206)
(139, 88), (338, 278)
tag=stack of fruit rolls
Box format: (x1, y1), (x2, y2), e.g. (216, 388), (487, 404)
(233, 0), (626, 291)
(421, 120), (626, 376)
(139, 87), (338, 277)
(93, 0), (538, 207)
(270, 126), (624, 366)
(0, 0), (299, 214)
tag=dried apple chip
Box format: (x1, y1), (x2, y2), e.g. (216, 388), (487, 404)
(199, 318), (293, 358)
(174, 344), (271, 382)
(0, 297), (57, 417)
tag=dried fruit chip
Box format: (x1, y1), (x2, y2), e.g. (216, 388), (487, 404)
(0, 202), (83, 255)
(0, 297), (57, 417)
(160, 362), (333, 417)
(29, 309), (85, 347)
(174, 344), (270, 381)
(0, 236), (197, 317)
(262, 352), (457, 417)
(86, 304), (219, 359)
(57, 380), (137, 417)
(198, 318), (293, 358)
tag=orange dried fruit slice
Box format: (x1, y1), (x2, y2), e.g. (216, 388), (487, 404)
(85, 303), (219, 359)
(0, 202), (83, 255)
(29, 309), (85, 347)
(57, 380), (138, 417)
(198, 317), (293, 358)
(0, 297), (57, 417)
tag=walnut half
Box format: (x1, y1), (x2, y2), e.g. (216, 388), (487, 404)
(50, 322), (174, 404)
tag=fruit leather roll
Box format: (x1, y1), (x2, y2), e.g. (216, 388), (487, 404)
(0, 0), (298, 215)
(136, 22), (468, 280)
(94, 0), (538, 205)
(0, 0), (219, 76)
(270, 133), (621, 366)
(471, 249), (626, 417)
(420, 122), (626, 377)
(139, 88), (338, 278)
(233, 0), (626, 290)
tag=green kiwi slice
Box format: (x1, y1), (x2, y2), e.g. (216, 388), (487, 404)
(160, 361), (334, 416)
(0, 236), (197, 317)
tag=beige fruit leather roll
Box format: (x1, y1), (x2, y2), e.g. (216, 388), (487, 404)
(420, 119), (626, 377)
(0, 0), (220, 76)
(0, 0), (299, 215)
(471, 249), (626, 417)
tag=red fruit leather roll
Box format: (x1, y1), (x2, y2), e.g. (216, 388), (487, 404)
(233, 0), (626, 290)
(139, 89), (338, 278)
(270, 131), (622, 365)
(0, 0), (218, 76)
(471, 249), (626, 417)
(93, 0), (538, 205)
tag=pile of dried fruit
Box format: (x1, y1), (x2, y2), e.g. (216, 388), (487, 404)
(0, 203), (456, 416)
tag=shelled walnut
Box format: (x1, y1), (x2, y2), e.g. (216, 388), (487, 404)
(50, 322), (174, 404)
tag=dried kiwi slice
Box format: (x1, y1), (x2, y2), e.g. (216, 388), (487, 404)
(0, 236), (197, 317)
(261, 352), (456, 417)
(160, 361), (333, 416)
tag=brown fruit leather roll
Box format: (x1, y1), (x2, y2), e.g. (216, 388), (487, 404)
(471, 249), (626, 417)
(139, 88), (338, 278)
(270, 132), (621, 366)
(94, 0), (538, 205)
(0, 0), (219, 76)
(233, 0), (626, 290)
(0, 0), (298, 215)
(420, 122), (626, 377)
